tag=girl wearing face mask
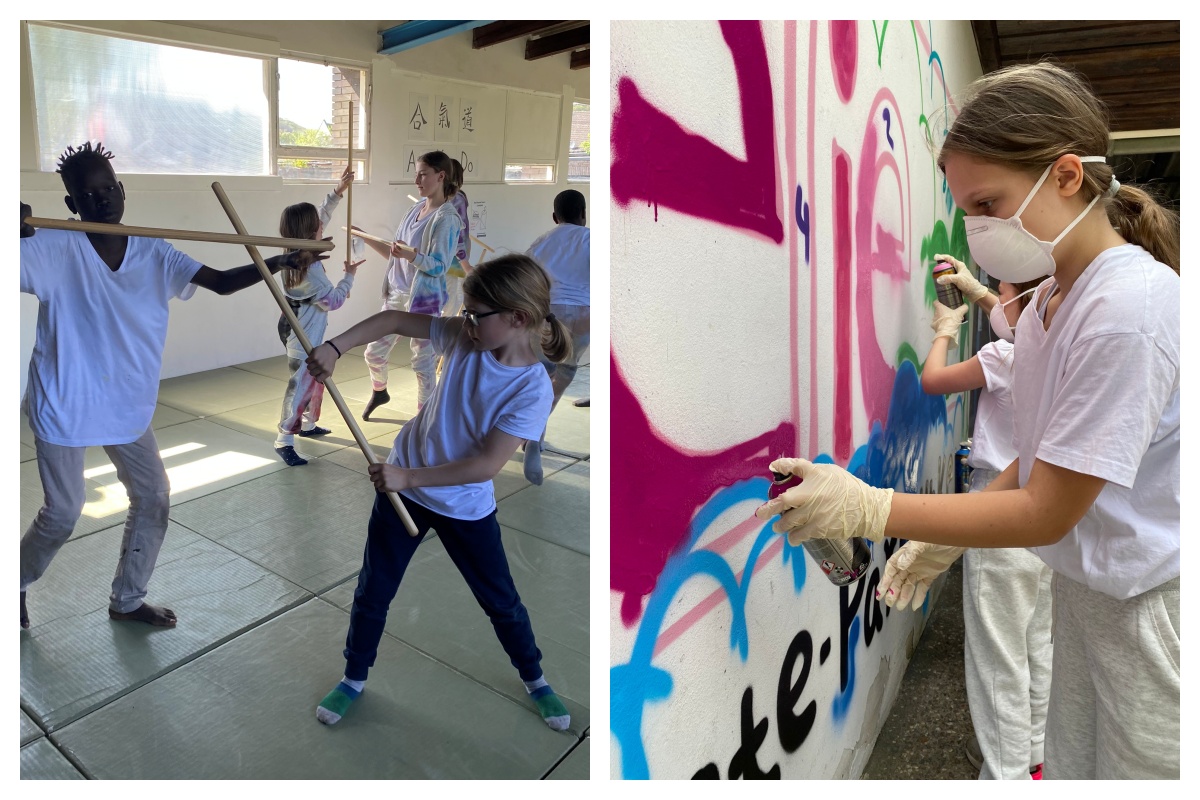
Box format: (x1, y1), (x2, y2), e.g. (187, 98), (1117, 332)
(758, 62), (1179, 779)
(923, 269), (1048, 780)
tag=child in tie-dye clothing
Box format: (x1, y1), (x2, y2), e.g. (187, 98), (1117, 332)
(355, 151), (463, 420)
(274, 167), (360, 466)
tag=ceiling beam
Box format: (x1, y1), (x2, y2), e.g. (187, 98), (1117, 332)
(525, 24), (590, 61)
(570, 49), (589, 70)
(971, 21), (1002, 73)
(473, 20), (566, 49)
(379, 20), (492, 55)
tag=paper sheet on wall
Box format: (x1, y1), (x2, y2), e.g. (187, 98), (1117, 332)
(459, 96), (478, 143)
(457, 147), (479, 183)
(435, 95), (457, 143)
(471, 201), (487, 237)
(407, 93), (431, 141)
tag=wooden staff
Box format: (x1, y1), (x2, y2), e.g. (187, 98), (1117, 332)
(345, 100), (354, 265)
(22, 216), (332, 251)
(211, 182), (419, 537)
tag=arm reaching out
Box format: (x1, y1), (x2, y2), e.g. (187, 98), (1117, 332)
(307, 309), (438, 382)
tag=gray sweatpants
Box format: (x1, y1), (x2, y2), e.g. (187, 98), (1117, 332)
(963, 467), (1054, 780)
(1044, 572), (1180, 779)
(20, 428), (172, 613)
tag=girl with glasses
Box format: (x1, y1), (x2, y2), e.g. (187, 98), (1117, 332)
(303, 254), (575, 733)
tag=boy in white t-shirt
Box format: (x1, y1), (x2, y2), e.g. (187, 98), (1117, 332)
(19, 142), (322, 630)
(521, 189), (590, 484)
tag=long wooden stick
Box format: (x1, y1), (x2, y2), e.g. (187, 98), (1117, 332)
(345, 226), (494, 255)
(211, 182), (419, 537)
(23, 216), (332, 251)
(342, 226), (392, 247)
(345, 100), (354, 265)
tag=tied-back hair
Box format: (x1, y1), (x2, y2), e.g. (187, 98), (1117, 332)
(936, 61), (1179, 274)
(463, 254), (573, 363)
(278, 202), (320, 289)
(450, 157), (465, 189)
(419, 151), (461, 199)
(56, 141), (115, 187)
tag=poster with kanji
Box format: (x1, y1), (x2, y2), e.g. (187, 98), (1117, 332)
(459, 96), (478, 143)
(435, 95), (457, 143)
(407, 93), (431, 141)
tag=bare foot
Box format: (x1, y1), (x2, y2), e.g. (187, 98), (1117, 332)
(21, 591), (29, 630)
(109, 602), (177, 627)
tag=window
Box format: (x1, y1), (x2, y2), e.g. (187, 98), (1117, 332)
(27, 23), (270, 175)
(504, 164), (555, 183)
(24, 24), (371, 181)
(568, 101), (590, 183)
(277, 57), (368, 182)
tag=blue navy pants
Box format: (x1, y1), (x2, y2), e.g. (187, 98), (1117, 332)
(343, 491), (544, 683)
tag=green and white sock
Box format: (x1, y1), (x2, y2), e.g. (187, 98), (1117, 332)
(524, 676), (569, 731)
(316, 678), (364, 725)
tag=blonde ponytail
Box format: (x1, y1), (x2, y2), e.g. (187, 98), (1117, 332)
(540, 314), (574, 364)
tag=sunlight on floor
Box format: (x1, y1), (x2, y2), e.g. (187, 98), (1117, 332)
(81, 446), (275, 518)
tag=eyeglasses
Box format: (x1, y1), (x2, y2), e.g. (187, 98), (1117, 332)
(460, 308), (506, 327)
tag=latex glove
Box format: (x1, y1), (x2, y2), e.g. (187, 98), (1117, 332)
(934, 253), (989, 302)
(931, 300), (969, 345)
(755, 458), (894, 545)
(876, 540), (966, 610)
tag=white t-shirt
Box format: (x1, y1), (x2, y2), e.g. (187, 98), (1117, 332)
(388, 315), (553, 520)
(968, 340), (1017, 472)
(527, 224), (590, 306)
(20, 229), (202, 447)
(1014, 244), (1179, 599)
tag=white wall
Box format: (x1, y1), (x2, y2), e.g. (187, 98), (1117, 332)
(19, 20), (589, 393)
(610, 20), (982, 779)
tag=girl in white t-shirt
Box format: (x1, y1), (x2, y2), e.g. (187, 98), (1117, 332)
(923, 270), (1050, 780)
(303, 254), (576, 733)
(757, 62), (1179, 779)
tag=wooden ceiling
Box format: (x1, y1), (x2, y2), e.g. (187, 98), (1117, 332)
(970, 20), (1180, 132)
(472, 21), (590, 70)
(971, 20), (1179, 205)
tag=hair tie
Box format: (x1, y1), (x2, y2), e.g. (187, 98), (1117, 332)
(546, 313), (556, 323)
(1107, 176), (1121, 198)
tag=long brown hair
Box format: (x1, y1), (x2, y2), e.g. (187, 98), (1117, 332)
(419, 151), (461, 199)
(463, 254), (572, 363)
(278, 202), (321, 289)
(937, 61), (1178, 274)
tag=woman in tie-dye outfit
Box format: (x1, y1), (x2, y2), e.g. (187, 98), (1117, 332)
(356, 151), (463, 420)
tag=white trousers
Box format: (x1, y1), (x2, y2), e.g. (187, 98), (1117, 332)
(1043, 572), (1179, 779)
(963, 467), (1054, 779)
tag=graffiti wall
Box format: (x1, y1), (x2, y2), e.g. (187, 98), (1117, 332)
(610, 20), (983, 779)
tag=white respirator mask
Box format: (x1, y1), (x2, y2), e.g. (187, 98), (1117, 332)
(987, 286), (1039, 342)
(964, 156), (1108, 284)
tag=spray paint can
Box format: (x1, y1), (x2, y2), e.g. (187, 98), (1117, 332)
(769, 471), (873, 586)
(955, 441), (972, 494)
(932, 258), (965, 309)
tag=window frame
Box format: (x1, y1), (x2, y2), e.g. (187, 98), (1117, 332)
(567, 98), (590, 185)
(274, 52), (372, 185)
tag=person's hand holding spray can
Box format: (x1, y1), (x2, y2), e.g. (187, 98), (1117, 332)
(758, 458), (891, 585)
